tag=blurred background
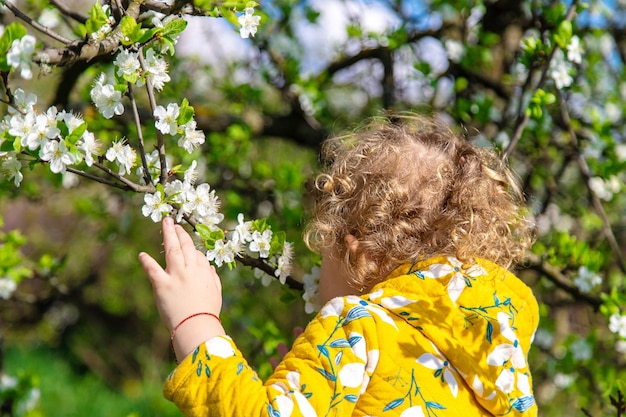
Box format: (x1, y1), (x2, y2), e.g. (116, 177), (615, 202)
(0, 0), (625, 416)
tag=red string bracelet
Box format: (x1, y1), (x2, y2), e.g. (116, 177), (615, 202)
(170, 312), (221, 351)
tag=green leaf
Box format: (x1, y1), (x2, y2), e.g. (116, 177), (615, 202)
(85, 1), (110, 35)
(0, 22), (28, 70)
(119, 15), (148, 45)
(65, 123), (88, 145)
(251, 218), (268, 233)
(177, 98), (195, 126)
(270, 230), (286, 254)
(196, 224), (225, 245)
(162, 18), (188, 37)
(553, 20), (572, 49)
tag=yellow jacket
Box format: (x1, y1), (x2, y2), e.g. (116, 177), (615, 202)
(164, 256), (539, 416)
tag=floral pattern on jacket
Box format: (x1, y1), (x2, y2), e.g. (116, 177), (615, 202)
(163, 256), (539, 417)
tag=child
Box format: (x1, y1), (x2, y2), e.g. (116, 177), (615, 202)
(139, 114), (539, 417)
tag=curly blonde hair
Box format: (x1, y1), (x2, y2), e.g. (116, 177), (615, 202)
(303, 114), (534, 292)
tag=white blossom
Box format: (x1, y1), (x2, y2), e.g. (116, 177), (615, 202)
(40, 140), (76, 174)
(114, 49), (140, 78)
(616, 340), (626, 354)
(589, 176), (622, 201)
(206, 239), (237, 267)
(38, 8), (61, 28)
(609, 313), (626, 338)
(57, 110), (84, 133)
(0, 153), (23, 186)
(25, 113), (60, 150)
(238, 7), (261, 38)
(154, 103), (180, 135)
(105, 140), (136, 175)
(77, 131), (101, 167)
(91, 23), (112, 42)
(233, 213), (253, 243)
(572, 266), (602, 293)
(249, 229), (272, 258)
(10, 88), (37, 114)
(553, 373), (575, 389)
(302, 266), (321, 314)
(8, 113), (36, 145)
(142, 191), (172, 222)
(144, 48), (171, 91)
(566, 36), (583, 64)
(551, 61), (573, 89)
(274, 241), (293, 284)
(7, 35), (36, 79)
(178, 120), (205, 153)
(137, 149), (162, 183)
(91, 74), (124, 119)
(0, 374), (18, 390)
(0, 277), (17, 300)
(444, 39), (464, 63)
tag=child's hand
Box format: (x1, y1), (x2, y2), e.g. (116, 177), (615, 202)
(139, 216), (225, 361)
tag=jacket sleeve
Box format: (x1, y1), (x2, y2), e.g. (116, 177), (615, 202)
(163, 297), (381, 417)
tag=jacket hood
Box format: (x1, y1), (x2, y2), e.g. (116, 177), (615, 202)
(369, 256), (539, 416)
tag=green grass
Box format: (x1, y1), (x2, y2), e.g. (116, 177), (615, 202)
(4, 345), (181, 417)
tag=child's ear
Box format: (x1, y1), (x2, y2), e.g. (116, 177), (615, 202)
(344, 234), (359, 254)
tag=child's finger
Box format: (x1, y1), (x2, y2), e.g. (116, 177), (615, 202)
(162, 217), (185, 271)
(174, 224), (199, 266)
(138, 252), (167, 284)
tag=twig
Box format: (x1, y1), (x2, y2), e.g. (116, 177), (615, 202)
(610, 390), (625, 417)
(555, 90), (626, 274)
(50, 0), (88, 24)
(4, 2), (73, 45)
(138, 51), (168, 185)
(65, 167), (144, 192)
(126, 82), (154, 186)
(33, 0), (143, 66)
(182, 215), (304, 291)
(93, 161), (155, 193)
(526, 253), (602, 309)
(502, 1), (579, 159)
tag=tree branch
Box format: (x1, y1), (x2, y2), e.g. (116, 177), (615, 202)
(4, 2), (73, 45)
(127, 82), (154, 186)
(526, 253), (602, 309)
(50, 0), (88, 24)
(556, 90), (626, 274)
(502, 1), (580, 159)
(137, 51), (168, 185)
(93, 161), (155, 193)
(33, 0), (143, 66)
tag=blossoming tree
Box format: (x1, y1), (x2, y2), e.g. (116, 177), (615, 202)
(0, 0), (625, 416)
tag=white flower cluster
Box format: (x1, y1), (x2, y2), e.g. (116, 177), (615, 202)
(550, 35), (584, 89)
(609, 312), (626, 355)
(140, 163), (294, 284)
(0, 89), (104, 184)
(302, 266), (321, 314)
(0, 276), (17, 299)
(90, 46), (172, 121)
(588, 175), (622, 201)
(7, 34), (36, 79)
(572, 266), (602, 293)
(609, 313), (626, 338)
(153, 102), (205, 153)
(90, 4), (115, 42)
(142, 161), (222, 225)
(209, 214), (294, 283)
(0, 7), (299, 306)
